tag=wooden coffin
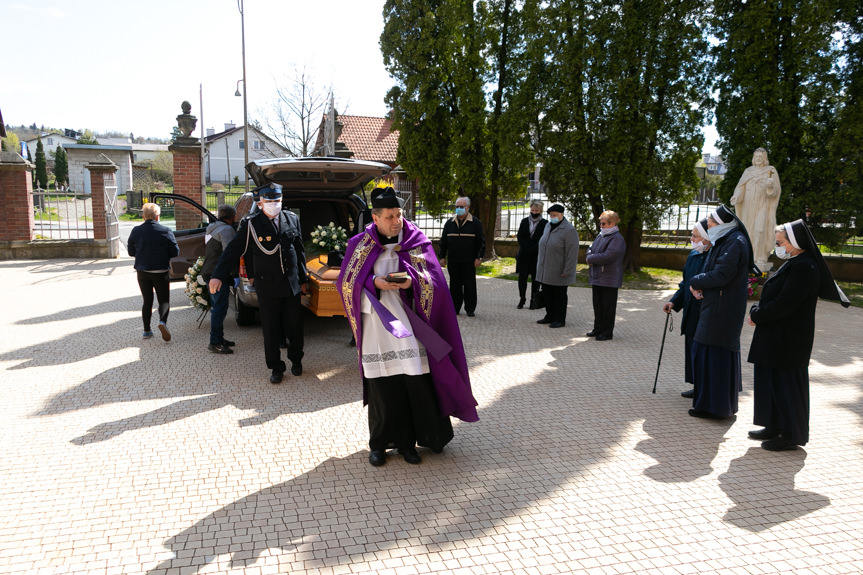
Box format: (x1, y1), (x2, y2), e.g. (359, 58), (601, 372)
(301, 255), (345, 317)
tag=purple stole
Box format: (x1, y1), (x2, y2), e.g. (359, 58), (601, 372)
(337, 220), (479, 423)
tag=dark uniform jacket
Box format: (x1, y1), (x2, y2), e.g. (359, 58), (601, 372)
(516, 216), (547, 274)
(689, 229), (750, 352)
(747, 252), (821, 369)
(439, 213), (485, 263)
(669, 250), (708, 337)
(213, 209), (308, 298)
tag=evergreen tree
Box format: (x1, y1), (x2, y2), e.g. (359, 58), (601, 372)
(53, 145), (68, 188)
(34, 136), (48, 189)
(711, 0), (852, 246)
(524, 0), (710, 269)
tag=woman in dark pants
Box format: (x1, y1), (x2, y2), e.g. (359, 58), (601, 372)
(585, 210), (626, 341)
(515, 200), (547, 309)
(747, 219), (850, 451)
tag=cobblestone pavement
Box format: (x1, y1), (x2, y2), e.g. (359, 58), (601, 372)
(2, 258), (862, 575)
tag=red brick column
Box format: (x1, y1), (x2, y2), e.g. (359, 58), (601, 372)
(169, 143), (204, 230)
(86, 155), (118, 241)
(0, 152), (35, 242)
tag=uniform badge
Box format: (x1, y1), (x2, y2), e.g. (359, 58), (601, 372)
(258, 236), (263, 242)
(266, 236), (272, 242)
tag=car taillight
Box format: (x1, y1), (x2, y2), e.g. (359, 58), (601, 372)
(239, 256), (247, 278)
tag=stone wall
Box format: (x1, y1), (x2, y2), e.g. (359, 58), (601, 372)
(65, 146), (133, 192)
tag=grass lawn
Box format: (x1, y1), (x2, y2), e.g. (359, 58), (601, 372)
(476, 256), (863, 309)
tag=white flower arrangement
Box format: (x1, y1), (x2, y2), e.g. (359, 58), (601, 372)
(309, 222), (348, 252)
(184, 255), (210, 312)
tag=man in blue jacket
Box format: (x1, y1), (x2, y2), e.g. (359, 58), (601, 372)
(127, 202), (180, 341)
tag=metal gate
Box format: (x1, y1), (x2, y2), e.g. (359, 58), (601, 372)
(104, 172), (120, 257)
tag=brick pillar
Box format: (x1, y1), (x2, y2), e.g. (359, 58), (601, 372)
(169, 143), (204, 231)
(0, 152), (35, 242)
(86, 154), (118, 241)
(169, 101), (204, 231)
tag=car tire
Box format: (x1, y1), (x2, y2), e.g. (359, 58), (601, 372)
(234, 289), (257, 326)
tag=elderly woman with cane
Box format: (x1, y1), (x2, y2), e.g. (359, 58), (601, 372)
(663, 218), (711, 397)
(747, 219), (850, 451)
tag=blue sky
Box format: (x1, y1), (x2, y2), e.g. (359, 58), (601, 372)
(1, 0), (719, 153)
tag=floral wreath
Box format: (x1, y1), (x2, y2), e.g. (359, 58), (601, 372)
(184, 256), (210, 311)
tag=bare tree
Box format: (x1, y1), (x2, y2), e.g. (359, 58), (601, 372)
(257, 65), (343, 158)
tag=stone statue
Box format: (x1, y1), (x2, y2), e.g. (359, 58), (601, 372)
(730, 147), (781, 270)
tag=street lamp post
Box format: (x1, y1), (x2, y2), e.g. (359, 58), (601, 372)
(238, 0), (249, 193)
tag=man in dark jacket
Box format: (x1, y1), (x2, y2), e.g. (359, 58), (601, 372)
(200, 204), (237, 354)
(516, 200), (547, 309)
(439, 196), (485, 317)
(209, 185), (308, 383)
(127, 202), (179, 341)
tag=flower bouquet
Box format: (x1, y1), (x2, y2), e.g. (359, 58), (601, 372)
(747, 272), (768, 299)
(309, 222), (348, 267)
(184, 256), (210, 325)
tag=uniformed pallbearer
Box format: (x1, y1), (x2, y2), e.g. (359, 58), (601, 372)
(209, 184), (308, 383)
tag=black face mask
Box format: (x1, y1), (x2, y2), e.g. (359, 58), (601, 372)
(530, 212), (541, 219)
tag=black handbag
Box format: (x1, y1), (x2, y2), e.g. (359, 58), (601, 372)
(530, 285), (546, 309)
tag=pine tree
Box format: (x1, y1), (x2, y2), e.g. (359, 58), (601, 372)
(34, 136), (48, 189)
(53, 145), (68, 188)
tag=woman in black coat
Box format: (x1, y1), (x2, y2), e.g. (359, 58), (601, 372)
(515, 200), (547, 309)
(747, 219), (850, 451)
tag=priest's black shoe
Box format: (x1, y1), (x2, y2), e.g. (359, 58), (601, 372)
(688, 408), (727, 420)
(291, 362), (303, 376)
(369, 450), (387, 467)
(585, 330), (597, 337)
(517, 298), (526, 309)
(549, 322), (565, 328)
(596, 334), (613, 341)
(537, 318), (552, 324)
(761, 436), (798, 451)
(398, 447), (422, 464)
(748, 427), (780, 440)
(270, 370), (284, 384)
(466, 312), (475, 317)
(681, 388), (695, 398)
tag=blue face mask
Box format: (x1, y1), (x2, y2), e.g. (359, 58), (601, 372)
(549, 217), (560, 225)
(455, 207), (466, 217)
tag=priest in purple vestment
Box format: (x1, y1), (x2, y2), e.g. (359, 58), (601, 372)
(337, 187), (479, 467)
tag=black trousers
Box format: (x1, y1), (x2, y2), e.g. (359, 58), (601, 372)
(591, 285), (619, 337)
(366, 373), (454, 452)
(258, 291), (304, 372)
(518, 270), (540, 302)
(541, 284), (569, 324)
(136, 270), (170, 331)
(447, 261), (477, 314)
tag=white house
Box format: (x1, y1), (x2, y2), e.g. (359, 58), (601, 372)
(24, 132), (77, 157)
(204, 123), (289, 185)
(63, 144), (133, 194)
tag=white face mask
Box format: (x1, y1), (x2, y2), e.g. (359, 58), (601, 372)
(691, 240), (707, 253)
(262, 202), (281, 218)
(774, 246), (791, 260)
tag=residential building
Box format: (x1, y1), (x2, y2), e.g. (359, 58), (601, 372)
(204, 123), (289, 185)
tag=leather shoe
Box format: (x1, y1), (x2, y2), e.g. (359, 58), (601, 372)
(220, 338), (235, 347)
(517, 298), (526, 309)
(269, 370), (284, 384)
(549, 322), (565, 328)
(291, 362), (303, 376)
(369, 450), (387, 466)
(748, 427), (780, 440)
(466, 312), (475, 317)
(596, 334), (613, 341)
(585, 331), (597, 337)
(537, 318), (552, 324)
(207, 343), (234, 354)
(398, 447), (421, 464)
(681, 389), (694, 398)
(688, 408), (728, 420)
(761, 436), (798, 451)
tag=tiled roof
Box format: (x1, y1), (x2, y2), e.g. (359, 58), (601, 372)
(337, 115), (399, 164)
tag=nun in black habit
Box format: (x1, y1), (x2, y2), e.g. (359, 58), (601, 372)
(746, 219), (851, 451)
(688, 204), (758, 419)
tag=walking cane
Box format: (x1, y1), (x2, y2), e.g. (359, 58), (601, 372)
(652, 312), (673, 394)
